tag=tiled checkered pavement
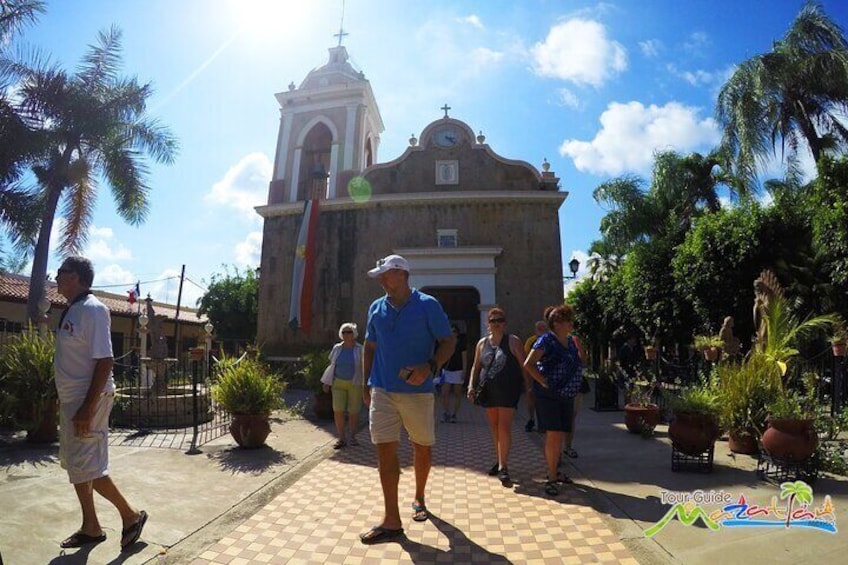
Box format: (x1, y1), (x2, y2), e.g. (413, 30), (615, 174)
(191, 400), (637, 564)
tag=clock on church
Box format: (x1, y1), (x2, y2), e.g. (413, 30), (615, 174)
(434, 126), (459, 147)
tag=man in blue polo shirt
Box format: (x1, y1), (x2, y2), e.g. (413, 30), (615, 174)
(359, 254), (455, 544)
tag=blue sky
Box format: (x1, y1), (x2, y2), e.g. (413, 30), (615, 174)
(6, 0), (847, 306)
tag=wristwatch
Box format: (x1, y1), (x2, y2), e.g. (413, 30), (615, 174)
(427, 358), (438, 375)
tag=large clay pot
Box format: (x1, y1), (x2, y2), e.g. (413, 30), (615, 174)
(313, 390), (334, 420)
(761, 418), (818, 462)
(703, 347), (720, 362)
(26, 399), (58, 444)
(728, 428), (759, 454)
(229, 414), (271, 448)
(644, 346), (657, 361)
(624, 403), (660, 434)
(669, 412), (719, 455)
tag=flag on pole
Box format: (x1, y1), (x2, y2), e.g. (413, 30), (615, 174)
(127, 281), (140, 304)
(288, 198), (320, 332)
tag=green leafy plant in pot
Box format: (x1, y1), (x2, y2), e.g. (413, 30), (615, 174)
(212, 356), (285, 448)
(666, 379), (721, 456)
(0, 326), (58, 443)
(300, 349), (334, 420)
(762, 373), (819, 462)
(693, 334), (723, 362)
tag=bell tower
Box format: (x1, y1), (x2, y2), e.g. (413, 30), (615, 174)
(267, 45), (384, 204)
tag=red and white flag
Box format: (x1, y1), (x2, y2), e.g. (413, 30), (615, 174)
(127, 281), (140, 304)
(288, 198), (320, 332)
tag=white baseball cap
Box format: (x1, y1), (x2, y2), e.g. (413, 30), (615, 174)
(367, 254), (410, 277)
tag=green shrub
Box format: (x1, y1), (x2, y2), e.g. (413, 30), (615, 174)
(0, 327), (56, 430)
(668, 384), (720, 417)
(211, 357), (285, 415)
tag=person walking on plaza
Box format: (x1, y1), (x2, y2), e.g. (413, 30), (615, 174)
(440, 324), (467, 423)
(522, 320), (547, 432)
(322, 322), (365, 448)
(54, 256), (147, 551)
(523, 304), (585, 496)
(359, 254), (456, 544)
(467, 308), (527, 488)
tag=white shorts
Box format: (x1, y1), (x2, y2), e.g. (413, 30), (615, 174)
(442, 369), (464, 385)
(59, 393), (113, 484)
(369, 388), (435, 446)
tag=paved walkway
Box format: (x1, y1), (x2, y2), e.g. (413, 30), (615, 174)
(2, 389), (847, 564)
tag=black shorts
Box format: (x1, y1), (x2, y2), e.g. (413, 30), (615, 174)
(535, 390), (575, 432)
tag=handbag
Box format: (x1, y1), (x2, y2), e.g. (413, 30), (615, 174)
(471, 353), (496, 405)
(320, 363), (335, 386)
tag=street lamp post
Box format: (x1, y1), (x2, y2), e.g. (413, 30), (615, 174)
(568, 258), (580, 278)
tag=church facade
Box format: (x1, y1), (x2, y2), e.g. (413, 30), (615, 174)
(256, 45), (569, 354)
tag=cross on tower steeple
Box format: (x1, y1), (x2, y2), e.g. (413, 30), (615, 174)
(334, 0), (348, 47)
(441, 104), (451, 118)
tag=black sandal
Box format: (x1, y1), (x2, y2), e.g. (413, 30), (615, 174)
(544, 480), (559, 496)
(60, 531), (106, 549)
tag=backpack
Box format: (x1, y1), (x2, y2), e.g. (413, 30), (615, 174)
(538, 334), (582, 399)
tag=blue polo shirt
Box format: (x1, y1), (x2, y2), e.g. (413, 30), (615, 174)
(365, 289), (451, 393)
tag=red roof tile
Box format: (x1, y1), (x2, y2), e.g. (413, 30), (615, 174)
(0, 272), (206, 324)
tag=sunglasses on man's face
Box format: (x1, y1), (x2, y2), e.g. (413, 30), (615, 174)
(56, 268), (74, 277)
(488, 318), (506, 324)
(342, 330), (354, 334)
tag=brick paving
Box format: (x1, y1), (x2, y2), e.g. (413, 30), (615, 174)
(190, 401), (637, 565)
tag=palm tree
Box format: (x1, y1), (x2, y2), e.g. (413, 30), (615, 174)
(1, 26), (177, 322)
(717, 2), (848, 183)
(593, 149), (729, 253)
(779, 480), (813, 528)
(1, 1), (45, 251)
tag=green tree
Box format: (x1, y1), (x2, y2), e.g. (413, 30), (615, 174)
(0, 26), (177, 323)
(717, 1), (848, 182)
(0, 1), (45, 256)
(779, 481), (813, 528)
(197, 266), (259, 342)
(811, 156), (848, 316)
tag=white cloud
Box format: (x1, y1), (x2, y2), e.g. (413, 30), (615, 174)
(84, 225), (133, 262)
(557, 88), (580, 109)
(93, 263), (136, 288)
(531, 19), (627, 87)
(559, 101), (721, 176)
(470, 47), (504, 68)
(683, 31), (711, 55)
(639, 39), (662, 58)
(459, 15), (483, 29)
(205, 152), (272, 221)
(234, 231), (262, 267)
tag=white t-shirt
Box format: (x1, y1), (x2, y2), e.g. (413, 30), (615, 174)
(54, 293), (115, 403)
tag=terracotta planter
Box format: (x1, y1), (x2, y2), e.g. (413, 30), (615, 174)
(624, 403), (660, 434)
(832, 341), (846, 357)
(229, 414), (271, 448)
(728, 428), (759, 454)
(762, 418), (818, 462)
(26, 399), (58, 444)
(644, 346), (657, 360)
(313, 390), (334, 420)
(669, 412), (719, 456)
(703, 347), (720, 362)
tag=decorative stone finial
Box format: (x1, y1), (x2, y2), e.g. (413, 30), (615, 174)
(288, 81), (296, 91)
(542, 158), (551, 172)
(409, 134), (417, 146)
(477, 130), (486, 144)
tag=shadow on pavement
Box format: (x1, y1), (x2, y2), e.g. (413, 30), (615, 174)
(396, 513), (513, 564)
(206, 445), (292, 474)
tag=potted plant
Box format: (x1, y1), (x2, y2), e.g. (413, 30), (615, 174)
(623, 379), (660, 436)
(715, 354), (781, 454)
(211, 356), (285, 448)
(830, 324), (847, 357)
(762, 373), (819, 462)
(0, 327), (58, 443)
(693, 334), (724, 362)
(666, 381), (721, 456)
(300, 349), (334, 420)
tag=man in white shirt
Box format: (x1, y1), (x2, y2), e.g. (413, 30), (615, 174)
(54, 256), (147, 551)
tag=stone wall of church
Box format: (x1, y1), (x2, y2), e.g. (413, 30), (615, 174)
(257, 199), (563, 355)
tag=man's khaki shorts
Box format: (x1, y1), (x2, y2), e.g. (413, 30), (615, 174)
(369, 388), (435, 446)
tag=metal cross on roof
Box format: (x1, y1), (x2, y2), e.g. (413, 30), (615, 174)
(441, 104), (451, 118)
